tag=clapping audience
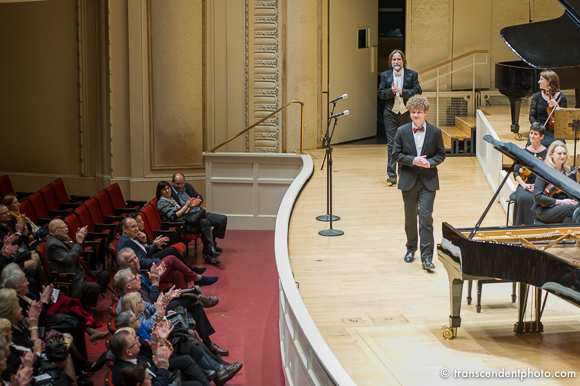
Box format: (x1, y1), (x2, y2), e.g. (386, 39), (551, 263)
(0, 179), (243, 386)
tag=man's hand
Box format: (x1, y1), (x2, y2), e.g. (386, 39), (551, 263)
(2, 243), (18, 258)
(137, 231), (147, 244)
(152, 345), (171, 370)
(156, 262), (167, 278)
(153, 235), (169, 248)
(154, 320), (174, 341)
(11, 365), (34, 386)
(40, 284), (54, 305)
(154, 294), (166, 314)
(32, 339), (43, 354)
(191, 197), (202, 208)
(76, 226), (88, 244)
(149, 264), (161, 286)
(413, 155), (430, 168)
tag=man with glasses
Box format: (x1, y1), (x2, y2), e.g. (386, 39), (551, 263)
(117, 217), (218, 289)
(45, 219), (110, 311)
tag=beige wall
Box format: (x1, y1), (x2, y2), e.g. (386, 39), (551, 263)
(0, 0), (568, 201)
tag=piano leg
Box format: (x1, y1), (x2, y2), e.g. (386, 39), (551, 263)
(514, 283), (544, 334)
(467, 279), (473, 305)
(443, 277), (463, 340)
(506, 95), (524, 139)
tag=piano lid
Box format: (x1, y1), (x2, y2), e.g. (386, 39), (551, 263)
(500, 0), (580, 68)
(483, 135), (580, 202)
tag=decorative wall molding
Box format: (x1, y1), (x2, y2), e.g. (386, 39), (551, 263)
(246, 0), (282, 153)
(147, 0), (206, 170)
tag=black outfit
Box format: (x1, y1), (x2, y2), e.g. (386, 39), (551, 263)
(532, 172), (578, 223)
(377, 68), (422, 179)
(529, 91), (568, 146)
(393, 121), (446, 261)
(513, 148), (548, 226)
(170, 183), (227, 240)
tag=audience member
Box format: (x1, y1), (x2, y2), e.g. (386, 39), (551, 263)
(45, 219), (109, 312)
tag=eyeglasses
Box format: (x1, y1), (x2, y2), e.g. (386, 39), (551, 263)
(128, 276), (139, 283)
(127, 337), (140, 350)
(0, 211), (9, 216)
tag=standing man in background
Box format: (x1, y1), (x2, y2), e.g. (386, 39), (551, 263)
(378, 49), (422, 186)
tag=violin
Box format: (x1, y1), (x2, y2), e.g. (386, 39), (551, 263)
(544, 86), (561, 132)
(544, 167), (579, 197)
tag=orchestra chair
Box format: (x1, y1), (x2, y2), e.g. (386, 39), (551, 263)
(506, 192), (517, 226)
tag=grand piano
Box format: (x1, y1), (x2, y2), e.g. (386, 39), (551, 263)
(495, 0), (580, 137)
(439, 136), (580, 339)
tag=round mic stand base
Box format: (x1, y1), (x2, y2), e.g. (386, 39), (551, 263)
(316, 214), (340, 222)
(318, 228), (344, 236)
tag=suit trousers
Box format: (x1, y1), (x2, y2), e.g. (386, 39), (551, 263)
(168, 355), (209, 386)
(82, 270), (110, 307)
(157, 254), (198, 289)
(205, 212), (227, 239)
(402, 178), (436, 260)
(384, 109), (411, 178)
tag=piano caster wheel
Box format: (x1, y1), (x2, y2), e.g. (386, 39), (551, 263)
(514, 133), (523, 140)
(442, 326), (457, 340)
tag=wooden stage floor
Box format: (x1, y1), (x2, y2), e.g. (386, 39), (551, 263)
(288, 107), (580, 385)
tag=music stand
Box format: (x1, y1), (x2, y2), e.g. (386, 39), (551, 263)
(554, 108), (580, 167)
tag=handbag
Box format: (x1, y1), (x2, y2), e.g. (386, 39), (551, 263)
(45, 335), (70, 363)
(10, 243), (31, 264)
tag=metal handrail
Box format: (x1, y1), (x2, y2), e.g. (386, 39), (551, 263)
(209, 100), (305, 154)
(417, 50), (489, 75)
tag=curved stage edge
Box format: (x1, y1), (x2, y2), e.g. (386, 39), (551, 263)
(274, 154), (356, 386)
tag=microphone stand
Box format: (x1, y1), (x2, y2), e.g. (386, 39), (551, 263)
(316, 100), (340, 222)
(318, 114), (344, 237)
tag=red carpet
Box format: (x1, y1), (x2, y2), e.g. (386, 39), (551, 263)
(87, 230), (284, 386)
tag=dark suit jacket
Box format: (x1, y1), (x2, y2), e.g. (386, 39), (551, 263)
(117, 235), (159, 269)
(171, 182), (203, 207)
(377, 68), (422, 111)
(393, 122), (446, 191)
(45, 235), (85, 300)
(112, 357), (171, 386)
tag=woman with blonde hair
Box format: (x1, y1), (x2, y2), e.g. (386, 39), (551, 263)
(532, 140), (579, 223)
(120, 293), (150, 341)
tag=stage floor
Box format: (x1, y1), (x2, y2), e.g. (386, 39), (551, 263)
(288, 107), (580, 385)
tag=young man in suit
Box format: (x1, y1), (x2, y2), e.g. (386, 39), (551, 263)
(392, 95), (446, 270)
(378, 50), (422, 186)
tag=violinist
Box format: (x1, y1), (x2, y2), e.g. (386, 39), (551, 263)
(529, 70), (567, 146)
(513, 123), (547, 225)
(531, 141), (578, 224)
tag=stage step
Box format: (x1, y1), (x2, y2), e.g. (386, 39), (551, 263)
(440, 116), (476, 156)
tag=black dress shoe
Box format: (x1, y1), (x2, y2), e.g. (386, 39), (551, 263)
(422, 257), (435, 270)
(209, 342), (229, 356)
(77, 376), (93, 386)
(192, 266), (207, 275)
(215, 363), (243, 386)
(205, 256), (221, 265)
(404, 251), (415, 263)
(214, 243), (223, 253)
(203, 369), (216, 381)
(387, 177), (397, 186)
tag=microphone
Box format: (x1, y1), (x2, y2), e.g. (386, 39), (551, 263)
(329, 110), (350, 119)
(329, 93), (348, 103)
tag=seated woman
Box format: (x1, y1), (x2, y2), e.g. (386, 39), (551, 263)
(155, 182), (220, 264)
(0, 289), (77, 386)
(0, 264), (108, 355)
(120, 293), (151, 341)
(513, 123), (548, 226)
(532, 140), (579, 224)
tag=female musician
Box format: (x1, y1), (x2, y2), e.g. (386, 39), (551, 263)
(529, 70), (567, 146)
(532, 140), (578, 223)
(513, 123), (547, 225)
